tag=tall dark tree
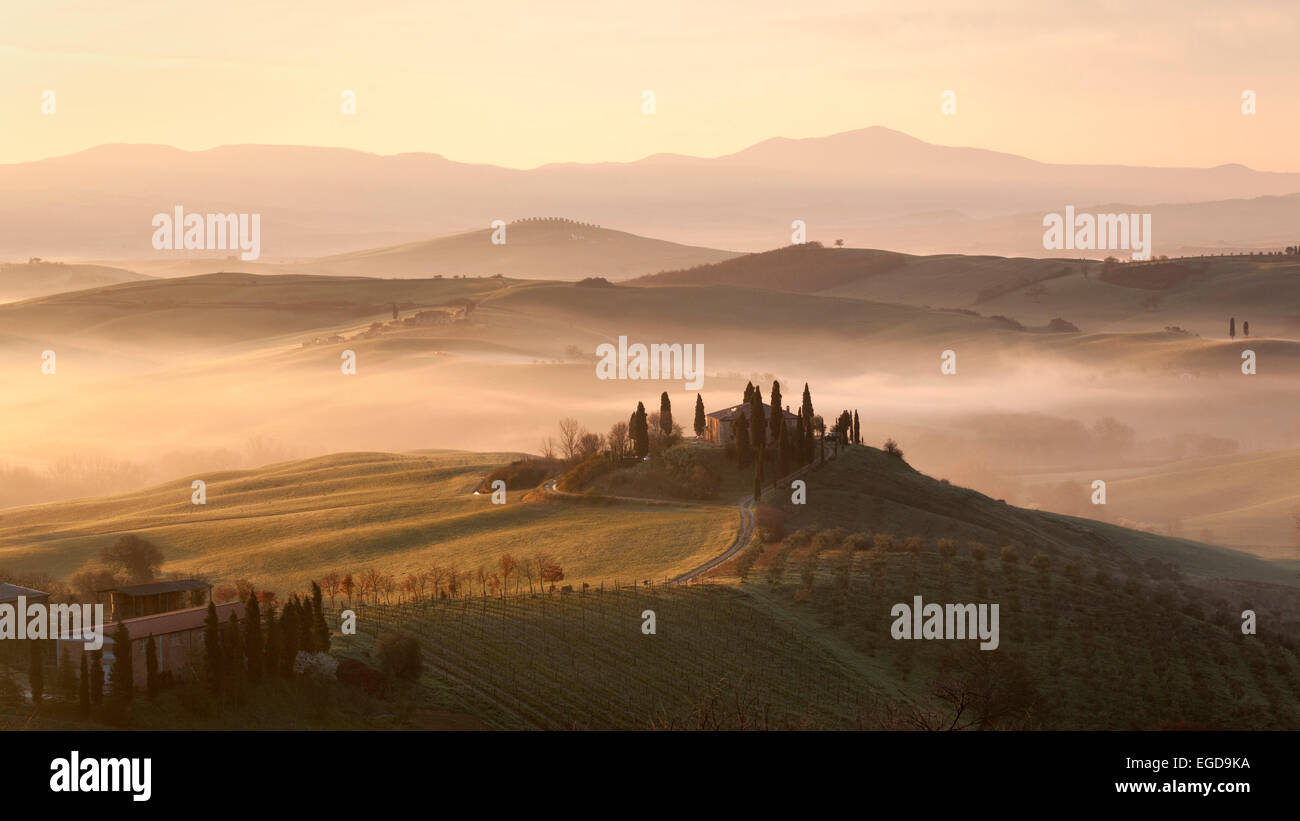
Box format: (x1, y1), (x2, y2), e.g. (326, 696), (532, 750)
(280, 598), (301, 676)
(837, 410), (853, 446)
(659, 392), (673, 436)
(204, 600), (222, 696)
(743, 382), (755, 404)
(632, 402), (650, 459)
(749, 386), (766, 454)
(803, 409), (815, 464)
(90, 652), (104, 707)
(28, 641), (43, 705)
(296, 594), (312, 652)
(776, 418), (792, 483)
(311, 581), (331, 653)
(110, 623), (133, 705)
(264, 607), (281, 679)
(1230, 317), (1236, 338)
(244, 593), (263, 684)
(693, 394), (706, 438)
(801, 383), (814, 431)
(1243, 320), (1250, 338)
(734, 412), (752, 467)
(78, 653), (90, 720)
(145, 635), (159, 700)
(769, 381), (784, 446)
(853, 410), (861, 445)
(226, 611), (244, 697)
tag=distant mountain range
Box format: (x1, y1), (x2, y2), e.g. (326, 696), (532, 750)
(2, 127), (1298, 261)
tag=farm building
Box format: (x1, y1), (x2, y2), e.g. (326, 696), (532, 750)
(61, 599), (245, 691)
(704, 403), (800, 446)
(97, 579), (212, 622)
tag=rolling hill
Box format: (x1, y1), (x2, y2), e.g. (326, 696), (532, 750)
(0, 451), (737, 594)
(307, 218), (739, 280)
(0, 260), (151, 303)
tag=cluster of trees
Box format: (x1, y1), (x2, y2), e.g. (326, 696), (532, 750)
(727, 382), (830, 500)
(315, 553), (567, 607)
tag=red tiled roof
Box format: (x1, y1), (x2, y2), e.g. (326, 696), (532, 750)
(115, 601), (245, 639)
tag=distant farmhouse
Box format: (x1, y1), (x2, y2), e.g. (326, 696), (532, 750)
(704, 403), (800, 445)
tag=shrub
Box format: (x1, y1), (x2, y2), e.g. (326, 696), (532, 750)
(904, 536), (924, 554)
(843, 533), (872, 552)
(1029, 552), (1051, 571)
(873, 533), (894, 552)
(755, 506), (786, 542)
(883, 439), (904, 459)
(556, 453), (613, 492)
(294, 651), (339, 680)
(1000, 545), (1020, 564)
(336, 658), (389, 697)
(376, 632), (422, 681)
(937, 538), (957, 558)
(968, 542), (987, 560)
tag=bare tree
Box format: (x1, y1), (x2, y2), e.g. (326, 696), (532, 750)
(558, 418), (583, 463)
(498, 554), (518, 597)
(429, 565), (448, 599)
(608, 421), (630, 460)
(538, 436), (557, 460)
(321, 571), (341, 608)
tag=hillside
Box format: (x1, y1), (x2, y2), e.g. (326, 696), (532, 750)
(0, 260), (151, 303)
(308, 445), (1300, 730)
(0, 451), (737, 594)
(308, 218), (740, 280)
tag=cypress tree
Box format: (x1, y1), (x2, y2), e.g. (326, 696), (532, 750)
(801, 383), (814, 427)
(204, 600), (221, 696)
(804, 410), (815, 464)
(743, 382), (755, 404)
(659, 392), (673, 436)
(226, 611), (244, 697)
(244, 593), (263, 684)
(734, 412), (751, 467)
(90, 651), (104, 707)
(296, 594), (312, 652)
(110, 623), (132, 705)
(78, 653), (90, 720)
(776, 419), (791, 484)
(311, 581), (330, 653)
(749, 386), (766, 454)
(264, 607), (281, 679)
(1229, 317), (1236, 338)
(853, 410), (861, 445)
(693, 394), (706, 438)
(768, 381), (783, 445)
(28, 640), (43, 705)
(145, 634), (159, 700)
(281, 599), (301, 676)
(632, 402), (650, 459)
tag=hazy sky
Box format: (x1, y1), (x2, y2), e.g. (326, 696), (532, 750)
(2, 0), (1297, 170)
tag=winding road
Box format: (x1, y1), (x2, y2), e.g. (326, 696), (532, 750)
(538, 449), (834, 584)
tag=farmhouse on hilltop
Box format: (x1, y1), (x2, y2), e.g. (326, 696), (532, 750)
(704, 403), (800, 445)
